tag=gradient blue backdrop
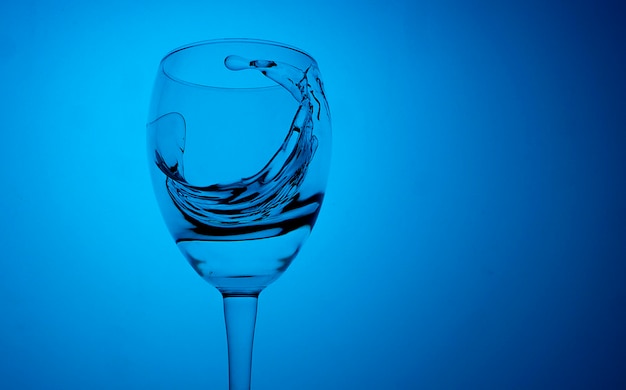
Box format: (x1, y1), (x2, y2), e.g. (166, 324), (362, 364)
(1, 0), (624, 389)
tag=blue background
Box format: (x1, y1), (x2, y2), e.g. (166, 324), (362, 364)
(1, 0), (625, 389)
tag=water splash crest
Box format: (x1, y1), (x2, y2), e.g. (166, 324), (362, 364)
(148, 55), (327, 239)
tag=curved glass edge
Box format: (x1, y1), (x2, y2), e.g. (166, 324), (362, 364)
(159, 38), (320, 90)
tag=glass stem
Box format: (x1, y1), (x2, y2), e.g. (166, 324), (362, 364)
(223, 294), (259, 390)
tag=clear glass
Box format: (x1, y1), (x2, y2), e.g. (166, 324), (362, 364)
(146, 39), (331, 389)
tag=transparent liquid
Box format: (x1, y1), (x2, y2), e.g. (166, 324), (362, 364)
(148, 54), (328, 294)
(178, 227), (308, 295)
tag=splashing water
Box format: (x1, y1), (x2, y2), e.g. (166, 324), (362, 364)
(148, 55), (328, 241)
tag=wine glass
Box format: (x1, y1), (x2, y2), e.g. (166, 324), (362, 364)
(146, 39), (331, 389)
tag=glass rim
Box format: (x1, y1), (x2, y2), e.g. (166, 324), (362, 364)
(159, 38), (318, 91)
